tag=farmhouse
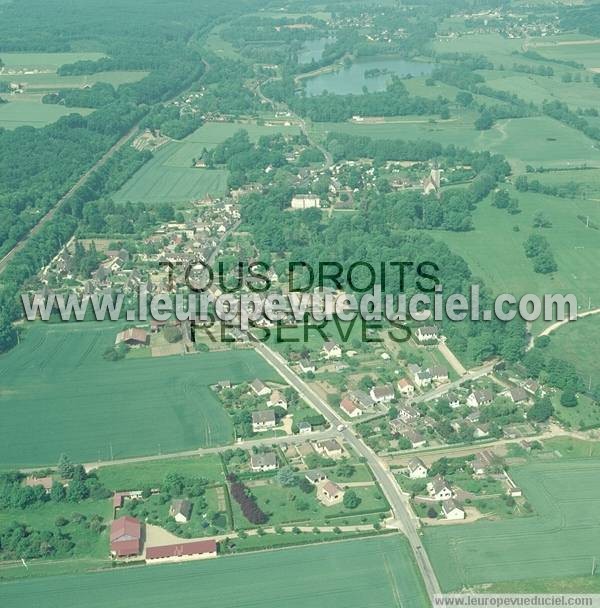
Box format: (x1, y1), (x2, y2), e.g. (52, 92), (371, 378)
(250, 451), (278, 472)
(317, 480), (344, 506)
(340, 397), (363, 418)
(115, 328), (148, 347)
(397, 378), (415, 396)
(110, 516), (142, 557)
(267, 390), (288, 410)
(23, 476), (54, 493)
(291, 195), (321, 210)
(322, 341), (342, 359)
(370, 384), (395, 403)
(252, 410), (276, 432)
(415, 326), (439, 342)
(146, 539), (217, 564)
(315, 439), (343, 459)
(169, 499), (192, 523)
(427, 476), (453, 501)
(250, 379), (271, 396)
(407, 457), (428, 479)
(442, 499), (465, 520)
(467, 389), (493, 408)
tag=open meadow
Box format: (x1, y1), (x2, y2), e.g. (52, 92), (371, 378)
(0, 535), (429, 608)
(0, 95), (93, 128)
(424, 457), (600, 591)
(0, 323), (281, 467)
(435, 186), (600, 319)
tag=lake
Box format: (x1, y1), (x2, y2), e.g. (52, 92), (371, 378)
(303, 56), (435, 96)
(298, 37), (336, 64)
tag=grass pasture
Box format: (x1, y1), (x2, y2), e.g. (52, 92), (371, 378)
(0, 535), (429, 608)
(0, 323), (281, 467)
(0, 70), (148, 91)
(532, 41), (600, 69)
(435, 187), (600, 319)
(424, 459), (600, 591)
(0, 52), (106, 69)
(0, 95), (93, 128)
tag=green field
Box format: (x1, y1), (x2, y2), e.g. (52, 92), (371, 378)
(542, 315), (600, 394)
(114, 121), (300, 205)
(0, 535), (429, 608)
(435, 186), (600, 317)
(424, 459), (600, 591)
(0, 323), (281, 466)
(0, 95), (93, 128)
(95, 453), (225, 490)
(0, 70), (148, 91)
(0, 52), (106, 69)
(533, 41), (600, 69)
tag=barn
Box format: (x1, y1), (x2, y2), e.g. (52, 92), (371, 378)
(110, 516), (142, 557)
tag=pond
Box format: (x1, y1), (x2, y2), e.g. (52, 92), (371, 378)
(302, 56), (435, 96)
(297, 37), (336, 64)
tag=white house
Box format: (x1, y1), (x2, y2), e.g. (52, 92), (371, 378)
(407, 457), (428, 479)
(415, 326), (439, 342)
(397, 378), (415, 397)
(252, 410), (276, 432)
(442, 499), (465, 520)
(291, 195), (321, 210)
(322, 341), (342, 359)
(467, 389), (493, 408)
(250, 451), (278, 472)
(427, 475), (453, 500)
(169, 499), (192, 523)
(250, 379), (271, 397)
(370, 384), (395, 403)
(317, 480), (344, 506)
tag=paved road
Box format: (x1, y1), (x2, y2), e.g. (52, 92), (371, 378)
(254, 342), (443, 602)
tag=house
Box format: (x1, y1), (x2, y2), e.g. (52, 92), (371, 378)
(291, 195), (321, 210)
(408, 364), (432, 388)
(169, 499), (192, 523)
(397, 404), (419, 423)
(429, 366), (449, 383)
(442, 499), (465, 520)
(467, 389), (493, 408)
(250, 379), (271, 397)
(315, 439), (343, 459)
(421, 168), (442, 197)
(250, 451), (278, 472)
(296, 420), (312, 434)
(299, 358), (317, 373)
(317, 480), (344, 506)
(252, 410), (276, 432)
(369, 384), (395, 403)
(322, 341), (342, 359)
(415, 325), (439, 342)
(305, 470), (327, 485)
(397, 378), (415, 396)
(146, 539), (217, 564)
(340, 397), (363, 418)
(522, 378), (540, 395)
(508, 387), (529, 404)
(267, 390), (288, 410)
(400, 428), (426, 449)
(115, 328), (148, 347)
(428, 476), (453, 500)
(504, 471), (522, 497)
(23, 476), (54, 493)
(110, 516), (142, 557)
(407, 457), (428, 479)
(348, 390), (374, 410)
(447, 392), (461, 409)
(473, 423), (490, 439)
(471, 450), (499, 476)
(297, 421), (312, 434)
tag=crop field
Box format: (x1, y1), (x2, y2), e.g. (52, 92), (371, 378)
(0, 323), (281, 467)
(0, 95), (93, 128)
(435, 186), (600, 317)
(113, 122), (300, 205)
(0, 535), (429, 608)
(424, 459), (600, 591)
(532, 40), (600, 69)
(0, 70), (148, 91)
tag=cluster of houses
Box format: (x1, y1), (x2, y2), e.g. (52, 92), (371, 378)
(249, 379), (289, 433)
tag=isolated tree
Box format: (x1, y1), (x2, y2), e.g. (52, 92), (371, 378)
(276, 466), (297, 487)
(427, 506), (438, 519)
(343, 490), (361, 509)
(560, 390), (578, 408)
(528, 397), (554, 422)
